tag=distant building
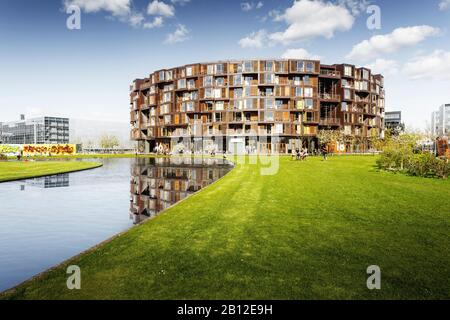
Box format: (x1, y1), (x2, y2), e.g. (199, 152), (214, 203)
(385, 111), (404, 133)
(0, 116), (69, 144)
(431, 104), (450, 137)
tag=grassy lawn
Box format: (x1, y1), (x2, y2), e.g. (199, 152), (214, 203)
(1, 156), (449, 300)
(0, 161), (102, 182)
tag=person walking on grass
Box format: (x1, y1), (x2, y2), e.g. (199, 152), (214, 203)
(321, 145), (328, 161)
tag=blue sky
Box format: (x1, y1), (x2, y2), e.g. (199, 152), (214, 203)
(0, 0), (450, 129)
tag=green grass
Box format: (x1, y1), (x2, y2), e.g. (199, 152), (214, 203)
(0, 161), (102, 182)
(1, 156), (449, 300)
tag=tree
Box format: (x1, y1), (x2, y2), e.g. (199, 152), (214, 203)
(317, 129), (343, 147)
(99, 134), (120, 149)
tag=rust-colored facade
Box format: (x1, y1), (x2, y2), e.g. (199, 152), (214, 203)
(130, 60), (385, 154)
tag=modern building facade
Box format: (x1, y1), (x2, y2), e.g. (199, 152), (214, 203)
(431, 104), (450, 137)
(130, 60), (385, 154)
(0, 116), (69, 145)
(385, 111), (404, 133)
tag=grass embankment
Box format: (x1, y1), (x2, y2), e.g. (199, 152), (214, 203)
(0, 161), (102, 183)
(1, 156), (449, 300)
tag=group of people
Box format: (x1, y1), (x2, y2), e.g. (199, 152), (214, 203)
(293, 148), (309, 161)
(292, 145), (330, 161)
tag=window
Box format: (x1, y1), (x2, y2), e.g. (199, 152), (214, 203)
(341, 102), (348, 112)
(243, 87), (251, 97)
(306, 62), (314, 73)
(244, 61), (252, 72)
(266, 88), (273, 96)
(204, 88), (213, 98)
(295, 87), (302, 96)
(362, 69), (369, 80)
(216, 64), (224, 74)
(186, 67), (193, 77)
(304, 87), (313, 98)
(163, 92), (172, 103)
(177, 79), (186, 89)
(344, 89), (351, 100)
(203, 76), (213, 87)
(303, 76), (311, 85)
(207, 65), (214, 74)
(234, 74), (242, 85)
(264, 73), (274, 84)
(159, 71), (165, 81)
(187, 79), (195, 89)
(265, 111), (274, 121)
(214, 88), (222, 98)
(275, 100), (283, 109)
(275, 124), (283, 134)
(215, 101), (224, 111)
(344, 66), (352, 77)
(293, 77), (301, 85)
(265, 61), (274, 71)
(216, 77), (225, 86)
(234, 88), (243, 98)
(244, 99), (253, 109)
(244, 76), (253, 86)
(214, 113), (222, 122)
(296, 61), (304, 72)
(305, 99), (314, 109)
(265, 99), (274, 109)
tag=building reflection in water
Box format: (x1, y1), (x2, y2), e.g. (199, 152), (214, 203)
(20, 174), (70, 190)
(130, 157), (233, 224)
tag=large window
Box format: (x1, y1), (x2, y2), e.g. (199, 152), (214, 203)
(265, 98), (274, 109)
(296, 61), (304, 72)
(304, 99), (314, 109)
(344, 66), (352, 77)
(233, 74), (242, 86)
(295, 87), (302, 96)
(304, 87), (313, 98)
(177, 79), (186, 89)
(203, 76), (213, 87)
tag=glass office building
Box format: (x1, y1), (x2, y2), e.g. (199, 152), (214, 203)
(0, 117), (69, 144)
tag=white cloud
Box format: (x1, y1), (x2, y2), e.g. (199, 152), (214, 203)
(147, 0), (175, 17)
(346, 25), (440, 61)
(439, 0), (450, 10)
(268, 0), (354, 44)
(241, 2), (264, 12)
(64, 0), (131, 17)
(366, 59), (399, 76)
(238, 30), (267, 48)
(404, 50), (450, 80)
(337, 0), (371, 16)
(165, 24), (189, 44)
(143, 16), (164, 29)
(281, 48), (321, 60)
(128, 12), (145, 28)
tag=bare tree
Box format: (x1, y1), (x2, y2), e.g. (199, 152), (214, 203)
(99, 134), (120, 149)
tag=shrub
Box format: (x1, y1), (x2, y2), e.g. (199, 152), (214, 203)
(377, 150), (449, 179)
(407, 153), (435, 177)
(433, 158), (450, 179)
(0, 154), (7, 161)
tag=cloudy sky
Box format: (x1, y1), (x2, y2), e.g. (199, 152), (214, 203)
(0, 0), (449, 129)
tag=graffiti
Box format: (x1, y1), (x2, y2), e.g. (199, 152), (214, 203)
(0, 145), (19, 154)
(22, 144), (76, 156)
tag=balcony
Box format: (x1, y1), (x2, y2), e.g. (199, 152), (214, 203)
(319, 93), (341, 101)
(320, 69), (341, 78)
(319, 118), (341, 127)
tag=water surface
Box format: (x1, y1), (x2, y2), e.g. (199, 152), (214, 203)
(0, 157), (232, 292)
